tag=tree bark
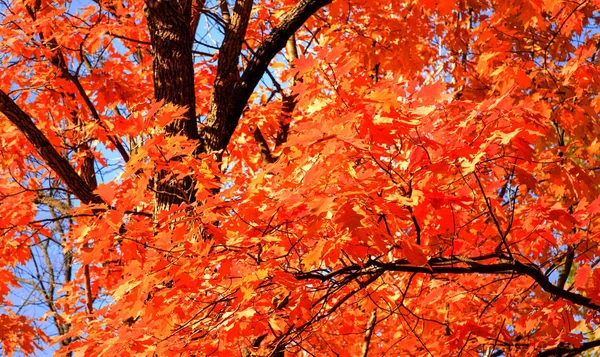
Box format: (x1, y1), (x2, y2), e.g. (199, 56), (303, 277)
(145, 0), (199, 211)
(203, 0), (254, 155)
(145, 0), (331, 211)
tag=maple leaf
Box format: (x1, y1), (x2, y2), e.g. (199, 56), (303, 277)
(402, 240), (428, 266)
(572, 264), (591, 290)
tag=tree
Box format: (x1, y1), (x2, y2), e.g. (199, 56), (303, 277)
(0, 0), (599, 355)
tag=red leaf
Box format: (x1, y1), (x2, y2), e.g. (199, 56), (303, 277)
(402, 240), (428, 266)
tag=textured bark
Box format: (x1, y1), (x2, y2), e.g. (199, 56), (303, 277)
(0, 90), (102, 205)
(145, 0), (331, 210)
(145, 0), (199, 211)
(203, 0), (254, 155)
(145, 0), (331, 211)
(146, 0), (198, 138)
(33, 195), (72, 215)
(219, 0), (231, 24)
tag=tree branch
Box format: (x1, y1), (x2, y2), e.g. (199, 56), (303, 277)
(202, 0), (331, 154)
(537, 338), (600, 357)
(554, 245), (574, 300)
(295, 255), (600, 311)
(84, 264), (94, 314)
(190, 0), (207, 39)
(236, 0), (331, 106)
(253, 128), (276, 164)
(0, 90), (102, 205)
(361, 310), (377, 357)
(34, 194), (72, 215)
(203, 0), (254, 154)
(219, 0), (231, 24)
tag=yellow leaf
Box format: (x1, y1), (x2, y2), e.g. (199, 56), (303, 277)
(460, 151), (485, 175)
(302, 240), (326, 268)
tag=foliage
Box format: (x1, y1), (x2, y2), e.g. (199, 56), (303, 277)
(1, 0), (600, 356)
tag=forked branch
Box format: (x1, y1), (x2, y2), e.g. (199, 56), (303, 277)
(203, 0), (331, 154)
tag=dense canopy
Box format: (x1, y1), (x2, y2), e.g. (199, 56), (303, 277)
(0, 0), (599, 356)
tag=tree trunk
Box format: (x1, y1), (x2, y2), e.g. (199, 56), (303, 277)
(145, 0), (199, 211)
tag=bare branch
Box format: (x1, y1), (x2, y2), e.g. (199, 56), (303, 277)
(537, 338), (600, 357)
(361, 310), (377, 357)
(295, 255), (600, 311)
